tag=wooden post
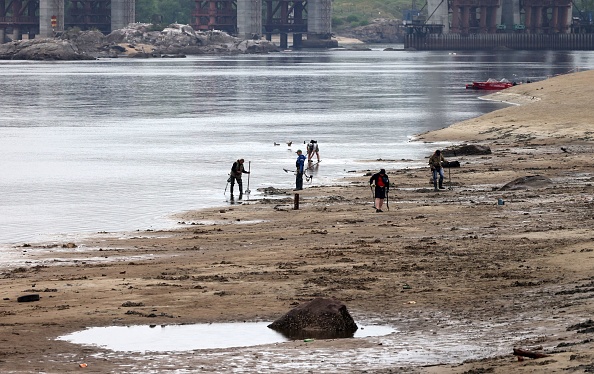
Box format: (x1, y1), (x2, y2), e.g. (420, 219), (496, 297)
(294, 193), (299, 210)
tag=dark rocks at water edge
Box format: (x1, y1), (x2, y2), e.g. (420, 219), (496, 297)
(0, 23), (280, 61)
(268, 298), (358, 339)
(442, 144), (492, 157)
(0, 38), (96, 61)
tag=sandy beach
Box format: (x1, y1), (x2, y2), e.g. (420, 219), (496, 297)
(1, 69), (594, 373)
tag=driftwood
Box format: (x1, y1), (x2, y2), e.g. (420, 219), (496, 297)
(513, 348), (549, 359)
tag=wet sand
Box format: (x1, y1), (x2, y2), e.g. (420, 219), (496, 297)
(1, 70), (594, 373)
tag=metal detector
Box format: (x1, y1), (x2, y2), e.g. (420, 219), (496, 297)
(244, 161), (251, 195)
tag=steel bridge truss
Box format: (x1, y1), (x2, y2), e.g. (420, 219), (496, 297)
(449, 0), (500, 34)
(66, 0), (110, 32)
(192, 0), (237, 34)
(0, 0), (39, 38)
(264, 0), (306, 34)
(521, 0), (571, 33)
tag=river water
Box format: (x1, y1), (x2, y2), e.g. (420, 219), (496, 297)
(1, 48), (593, 246)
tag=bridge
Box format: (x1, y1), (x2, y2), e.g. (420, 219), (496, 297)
(0, 0), (334, 48)
(424, 0), (574, 34)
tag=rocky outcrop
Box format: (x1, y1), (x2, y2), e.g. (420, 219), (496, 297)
(104, 23), (279, 56)
(268, 298), (358, 339)
(442, 144), (492, 157)
(343, 18), (405, 44)
(0, 38), (95, 60)
(0, 23), (280, 60)
(60, 29), (106, 54)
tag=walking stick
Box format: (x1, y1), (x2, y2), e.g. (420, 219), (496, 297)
(448, 166), (452, 190)
(386, 188), (390, 211)
(245, 161), (251, 195)
(370, 185), (375, 208)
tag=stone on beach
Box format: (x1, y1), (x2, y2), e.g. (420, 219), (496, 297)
(268, 298), (358, 339)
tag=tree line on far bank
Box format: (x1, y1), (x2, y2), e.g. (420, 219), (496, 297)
(134, 0), (408, 31)
(135, 0), (594, 34)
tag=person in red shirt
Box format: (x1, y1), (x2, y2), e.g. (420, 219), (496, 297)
(369, 169), (389, 212)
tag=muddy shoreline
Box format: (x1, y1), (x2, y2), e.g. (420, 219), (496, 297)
(1, 70), (594, 373)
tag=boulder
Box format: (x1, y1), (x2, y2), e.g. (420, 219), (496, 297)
(268, 298), (358, 339)
(0, 38), (95, 60)
(442, 160), (461, 168)
(344, 18), (405, 44)
(59, 29), (106, 53)
(499, 175), (553, 191)
(441, 144), (492, 157)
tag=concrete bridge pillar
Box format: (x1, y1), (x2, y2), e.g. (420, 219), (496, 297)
(307, 0), (331, 40)
(428, 0), (450, 33)
(551, 6), (559, 33)
(237, 0), (262, 39)
(461, 6), (470, 33)
(451, 5), (460, 32)
(525, 7), (532, 32)
(480, 6), (487, 33)
(39, 0), (64, 38)
(500, 0), (520, 31)
(0, 29), (4, 43)
(534, 6), (542, 33)
(112, 0), (135, 31)
(559, 6), (571, 33)
(488, 6), (497, 33)
(12, 26), (21, 40)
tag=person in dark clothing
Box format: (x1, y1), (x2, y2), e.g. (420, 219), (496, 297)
(428, 150), (447, 191)
(229, 158), (250, 199)
(369, 169), (389, 212)
(294, 150), (306, 191)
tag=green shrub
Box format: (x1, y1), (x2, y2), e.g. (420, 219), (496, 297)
(346, 15), (360, 23)
(332, 17), (345, 27)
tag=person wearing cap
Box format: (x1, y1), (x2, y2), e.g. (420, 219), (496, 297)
(369, 169), (389, 212)
(229, 158), (250, 199)
(307, 140), (320, 163)
(294, 149), (306, 191)
(428, 150), (447, 191)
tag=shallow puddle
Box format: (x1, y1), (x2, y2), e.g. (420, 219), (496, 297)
(58, 322), (395, 352)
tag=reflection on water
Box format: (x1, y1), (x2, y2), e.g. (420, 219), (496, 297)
(270, 327), (358, 340)
(58, 322), (395, 352)
(1, 50), (594, 245)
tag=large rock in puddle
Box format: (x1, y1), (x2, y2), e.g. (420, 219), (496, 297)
(268, 298), (358, 339)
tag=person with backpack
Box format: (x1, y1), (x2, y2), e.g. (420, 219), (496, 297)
(369, 169), (389, 212)
(229, 159), (250, 199)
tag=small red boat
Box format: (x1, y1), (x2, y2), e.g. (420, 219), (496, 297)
(466, 78), (514, 90)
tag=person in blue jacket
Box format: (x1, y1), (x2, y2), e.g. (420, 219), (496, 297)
(294, 149), (306, 191)
(369, 169), (389, 212)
